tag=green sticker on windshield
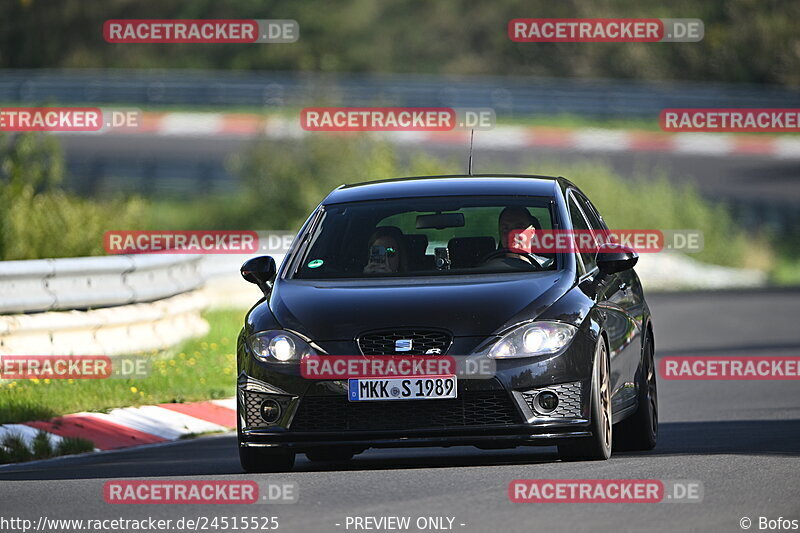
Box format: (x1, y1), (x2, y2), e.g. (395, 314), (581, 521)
(307, 259), (324, 268)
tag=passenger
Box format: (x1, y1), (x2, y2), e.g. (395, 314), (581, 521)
(364, 226), (408, 274)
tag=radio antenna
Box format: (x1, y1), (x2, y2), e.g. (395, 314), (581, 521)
(467, 129), (474, 175)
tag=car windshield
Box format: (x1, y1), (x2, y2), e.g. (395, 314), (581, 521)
(293, 195), (559, 279)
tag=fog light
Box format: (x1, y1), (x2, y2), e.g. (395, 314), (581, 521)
(536, 391), (559, 413)
(260, 399), (282, 423)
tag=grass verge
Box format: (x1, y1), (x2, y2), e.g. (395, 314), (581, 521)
(0, 308), (244, 425)
(0, 431), (94, 465)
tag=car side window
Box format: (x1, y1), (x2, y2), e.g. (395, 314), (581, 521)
(575, 193), (613, 249)
(577, 194), (607, 232)
(567, 193), (597, 272)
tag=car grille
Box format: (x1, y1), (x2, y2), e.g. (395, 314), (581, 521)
(290, 391), (522, 431)
(244, 391), (264, 428)
(358, 329), (452, 355)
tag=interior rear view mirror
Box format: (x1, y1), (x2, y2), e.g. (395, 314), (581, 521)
(416, 213), (465, 230)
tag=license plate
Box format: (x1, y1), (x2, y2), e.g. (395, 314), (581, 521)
(348, 376), (457, 401)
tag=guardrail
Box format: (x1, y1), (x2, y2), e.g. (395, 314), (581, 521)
(0, 254), (203, 314)
(2, 69), (799, 118)
(0, 291), (209, 356)
(0, 254), (208, 356)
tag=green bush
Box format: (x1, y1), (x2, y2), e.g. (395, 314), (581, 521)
(0, 431), (94, 464)
(229, 134), (450, 230)
(55, 437), (95, 456)
(521, 159), (765, 269)
(0, 132), (776, 273)
(0, 433), (32, 464)
(0, 133), (146, 260)
(226, 135), (761, 269)
(31, 430), (54, 460)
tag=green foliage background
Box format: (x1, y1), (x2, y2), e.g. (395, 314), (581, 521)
(1, 0), (797, 86)
(0, 133), (145, 260)
(0, 131), (774, 274)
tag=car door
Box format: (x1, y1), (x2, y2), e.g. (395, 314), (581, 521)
(567, 191), (641, 413)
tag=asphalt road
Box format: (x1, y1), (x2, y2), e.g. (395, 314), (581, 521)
(1, 288), (798, 533)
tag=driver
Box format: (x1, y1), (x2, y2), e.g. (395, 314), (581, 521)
(492, 206), (554, 268)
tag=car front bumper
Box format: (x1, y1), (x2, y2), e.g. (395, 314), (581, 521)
(236, 328), (600, 452)
(237, 368), (593, 452)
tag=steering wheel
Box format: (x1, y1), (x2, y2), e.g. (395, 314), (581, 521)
(481, 248), (545, 270)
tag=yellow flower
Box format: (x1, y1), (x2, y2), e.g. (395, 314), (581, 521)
(179, 352), (186, 359)
(210, 343), (218, 350)
(130, 386), (138, 393)
(68, 379), (74, 384)
(139, 391), (144, 397)
(44, 378), (51, 384)
(169, 360), (176, 366)
(199, 377), (206, 384)
(31, 378), (40, 384)
(223, 367), (231, 375)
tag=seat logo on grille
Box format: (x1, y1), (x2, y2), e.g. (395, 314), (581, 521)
(395, 339), (413, 352)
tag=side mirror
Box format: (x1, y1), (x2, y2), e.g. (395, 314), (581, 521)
(241, 256), (277, 294)
(596, 243), (638, 275)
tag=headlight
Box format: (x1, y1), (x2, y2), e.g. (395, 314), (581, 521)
(247, 330), (314, 363)
(488, 321), (577, 359)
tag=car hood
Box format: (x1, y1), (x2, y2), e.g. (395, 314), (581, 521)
(268, 272), (570, 340)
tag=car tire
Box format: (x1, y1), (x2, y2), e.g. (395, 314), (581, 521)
(239, 446), (296, 473)
(558, 337), (612, 461)
(613, 332), (658, 451)
(305, 448), (356, 462)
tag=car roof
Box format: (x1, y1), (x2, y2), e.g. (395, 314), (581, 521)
(322, 174), (572, 204)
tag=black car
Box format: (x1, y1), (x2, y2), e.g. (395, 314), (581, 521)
(236, 174), (657, 472)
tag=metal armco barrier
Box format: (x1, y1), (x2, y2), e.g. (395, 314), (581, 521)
(2, 69), (799, 118)
(0, 292), (209, 355)
(0, 254), (203, 314)
(0, 291), (209, 356)
(0, 254), (210, 357)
